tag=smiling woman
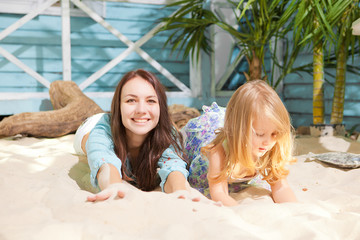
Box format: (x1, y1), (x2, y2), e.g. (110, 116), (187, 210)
(73, 69), (209, 203)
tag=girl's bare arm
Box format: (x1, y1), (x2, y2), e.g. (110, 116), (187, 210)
(270, 178), (297, 203)
(207, 144), (238, 206)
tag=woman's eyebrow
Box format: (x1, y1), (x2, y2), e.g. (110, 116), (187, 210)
(122, 94), (138, 98)
(146, 95), (158, 99)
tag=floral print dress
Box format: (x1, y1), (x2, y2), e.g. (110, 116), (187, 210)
(181, 102), (270, 198)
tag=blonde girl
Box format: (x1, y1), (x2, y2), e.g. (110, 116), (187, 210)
(182, 80), (297, 206)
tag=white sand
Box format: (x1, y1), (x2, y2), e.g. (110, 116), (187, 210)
(0, 134), (360, 240)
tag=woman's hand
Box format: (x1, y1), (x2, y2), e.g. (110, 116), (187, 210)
(171, 187), (223, 207)
(171, 188), (202, 202)
(164, 171), (221, 206)
(87, 182), (130, 202)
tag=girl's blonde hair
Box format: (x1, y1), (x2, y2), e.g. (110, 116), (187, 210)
(203, 80), (295, 184)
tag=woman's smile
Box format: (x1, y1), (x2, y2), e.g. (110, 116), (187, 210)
(132, 118), (150, 123)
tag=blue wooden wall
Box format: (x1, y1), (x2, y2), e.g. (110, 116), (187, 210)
(0, 2), (189, 114)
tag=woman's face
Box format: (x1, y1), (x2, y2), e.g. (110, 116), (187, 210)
(120, 76), (160, 143)
(251, 116), (278, 159)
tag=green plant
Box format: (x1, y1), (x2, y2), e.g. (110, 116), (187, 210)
(158, 0), (299, 86)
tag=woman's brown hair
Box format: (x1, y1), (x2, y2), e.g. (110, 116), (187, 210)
(110, 69), (186, 191)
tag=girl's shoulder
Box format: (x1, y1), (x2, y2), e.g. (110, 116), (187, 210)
(207, 143), (226, 165)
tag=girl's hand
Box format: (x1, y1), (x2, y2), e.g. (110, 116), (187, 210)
(87, 182), (131, 202)
(270, 178), (297, 203)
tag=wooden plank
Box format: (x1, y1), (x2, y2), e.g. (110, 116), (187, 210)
(0, 73), (62, 86)
(0, 35), (177, 50)
(286, 99), (360, 116)
(284, 83), (360, 101)
(290, 112), (360, 131)
(0, 44), (187, 61)
(0, 58), (189, 73)
(104, 0), (176, 5)
(0, 99), (53, 115)
(0, 0), (59, 41)
(0, 16), (175, 37)
(105, 2), (176, 20)
(0, 47), (51, 88)
(61, 0), (72, 81)
(0, 71), (189, 89)
(289, 113), (313, 128)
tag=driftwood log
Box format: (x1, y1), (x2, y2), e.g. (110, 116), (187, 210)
(168, 104), (200, 129)
(0, 80), (104, 138)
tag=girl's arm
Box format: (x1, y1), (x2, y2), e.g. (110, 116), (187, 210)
(270, 178), (297, 203)
(207, 144), (238, 206)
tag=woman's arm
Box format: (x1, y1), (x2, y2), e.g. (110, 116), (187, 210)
(157, 145), (189, 192)
(164, 171), (215, 203)
(85, 114), (128, 202)
(87, 163), (126, 202)
(85, 114), (123, 189)
(159, 146), (212, 202)
(97, 163), (122, 190)
(270, 178), (297, 203)
(163, 171), (187, 193)
(207, 144), (237, 206)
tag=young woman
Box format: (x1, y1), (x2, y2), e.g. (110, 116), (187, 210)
(74, 69), (202, 202)
(182, 80), (298, 206)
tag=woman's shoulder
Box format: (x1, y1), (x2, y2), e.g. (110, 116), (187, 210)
(91, 113), (111, 133)
(96, 113), (110, 124)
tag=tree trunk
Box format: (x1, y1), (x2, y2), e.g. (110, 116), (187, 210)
(244, 50), (264, 81)
(312, 18), (325, 125)
(0, 80), (104, 138)
(330, 42), (347, 124)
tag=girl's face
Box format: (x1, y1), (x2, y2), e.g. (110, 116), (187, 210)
(120, 76), (160, 143)
(251, 116), (278, 159)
